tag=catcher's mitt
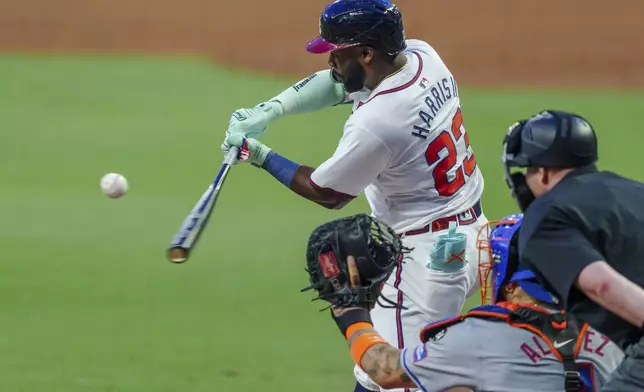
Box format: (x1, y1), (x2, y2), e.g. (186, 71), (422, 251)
(302, 213), (405, 309)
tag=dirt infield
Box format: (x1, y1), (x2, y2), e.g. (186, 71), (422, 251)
(1, 0), (643, 87)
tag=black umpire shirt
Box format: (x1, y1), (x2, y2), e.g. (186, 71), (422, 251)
(518, 164), (644, 350)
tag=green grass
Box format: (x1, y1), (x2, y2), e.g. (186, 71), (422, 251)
(1, 54), (643, 391)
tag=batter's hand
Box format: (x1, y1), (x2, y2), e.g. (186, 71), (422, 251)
(224, 134), (272, 167)
(221, 101), (283, 157)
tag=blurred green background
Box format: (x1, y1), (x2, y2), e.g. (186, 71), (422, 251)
(1, 55), (643, 391)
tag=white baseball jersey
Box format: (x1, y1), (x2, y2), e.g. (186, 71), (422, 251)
(401, 317), (624, 391)
(310, 39), (484, 233)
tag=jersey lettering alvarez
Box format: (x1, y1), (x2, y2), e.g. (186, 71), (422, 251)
(401, 317), (623, 392)
(310, 39), (484, 233)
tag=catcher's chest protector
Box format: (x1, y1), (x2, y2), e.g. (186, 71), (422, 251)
(419, 303), (588, 392)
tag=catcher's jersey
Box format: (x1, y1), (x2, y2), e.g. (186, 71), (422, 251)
(310, 39), (484, 233)
(401, 317), (624, 392)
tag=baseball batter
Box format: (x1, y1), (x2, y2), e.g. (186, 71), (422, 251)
(303, 213), (624, 392)
(221, 1), (486, 390)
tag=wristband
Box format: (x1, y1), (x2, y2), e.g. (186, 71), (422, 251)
(345, 322), (373, 340)
(350, 333), (388, 366)
(261, 151), (300, 187)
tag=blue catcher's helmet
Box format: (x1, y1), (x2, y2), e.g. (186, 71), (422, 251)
(479, 213), (559, 305)
(306, 0), (406, 55)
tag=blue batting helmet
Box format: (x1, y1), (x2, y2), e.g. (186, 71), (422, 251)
(478, 214), (558, 304)
(306, 0), (406, 55)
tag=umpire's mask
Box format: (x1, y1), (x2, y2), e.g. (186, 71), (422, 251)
(502, 110), (598, 212)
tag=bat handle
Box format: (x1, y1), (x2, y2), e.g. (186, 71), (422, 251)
(224, 146), (240, 166)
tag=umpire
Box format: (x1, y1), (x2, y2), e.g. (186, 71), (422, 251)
(502, 110), (644, 390)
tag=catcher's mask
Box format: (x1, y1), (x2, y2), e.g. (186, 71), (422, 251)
(502, 110), (598, 212)
(477, 213), (558, 305)
(302, 214), (405, 309)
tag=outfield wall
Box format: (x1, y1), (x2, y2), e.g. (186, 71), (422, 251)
(1, 0), (643, 87)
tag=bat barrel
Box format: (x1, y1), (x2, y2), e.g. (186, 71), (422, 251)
(167, 247), (189, 263)
(165, 146), (239, 264)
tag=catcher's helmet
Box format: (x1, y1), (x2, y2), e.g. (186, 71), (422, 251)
(306, 0), (406, 55)
(502, 110), (598, 211)
(478, 214), (558, 305)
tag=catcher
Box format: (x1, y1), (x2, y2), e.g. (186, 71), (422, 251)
(303, 214), (623, 391)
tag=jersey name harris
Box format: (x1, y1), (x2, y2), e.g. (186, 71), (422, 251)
(411, 76), (459, 140)
(520, 330), (612, 364)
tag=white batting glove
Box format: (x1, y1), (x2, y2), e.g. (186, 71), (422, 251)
(224, 134), (272, 167)
(220, 101), (283, 156)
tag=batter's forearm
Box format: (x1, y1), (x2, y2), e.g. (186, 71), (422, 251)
(260, 152), (352, 209)
(291, 166), (352, 209)
(577, 261), (644, 328)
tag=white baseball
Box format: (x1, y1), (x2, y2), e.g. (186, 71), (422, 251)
(100, 173), (128, 198)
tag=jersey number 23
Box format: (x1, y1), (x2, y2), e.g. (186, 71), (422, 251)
(425, 108), (477, 197)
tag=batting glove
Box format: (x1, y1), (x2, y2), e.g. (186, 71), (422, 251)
(224, 133), (272, 167)
(220, 101), (283, 157)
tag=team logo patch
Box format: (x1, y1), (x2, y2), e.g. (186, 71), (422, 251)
(427, 328), (447, 342)
(239, 139), (251, 161)
(457, 210), (474, 222)
(413, 344), (428, 363)
(318, 251), (341, 278)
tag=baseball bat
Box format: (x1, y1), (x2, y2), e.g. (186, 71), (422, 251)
(166, 147), (239, 263)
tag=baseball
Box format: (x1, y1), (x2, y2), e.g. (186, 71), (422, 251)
(100, 173), (128, 198)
